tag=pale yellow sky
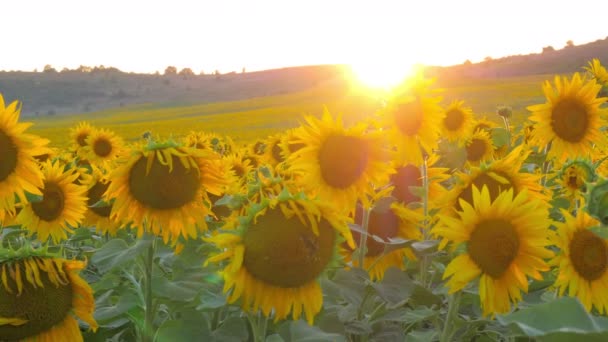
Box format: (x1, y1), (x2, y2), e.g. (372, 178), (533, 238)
(3, 0), (607, 74)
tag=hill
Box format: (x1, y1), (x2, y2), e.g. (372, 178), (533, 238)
(1, 37), (607, 118)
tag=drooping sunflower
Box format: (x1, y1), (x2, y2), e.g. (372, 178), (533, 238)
(105, 140), (228, 244)
(206, 189), (354, 324)
(287, 111), (393, 212)
(262, 133), (286, 167)
(0, 248), (97, 341)
(551, 211), (608, 313)
(442, 145), (549, 216)
(433, 186), (552, 316)
(80, 128), (125, 167)
(184, 131), (234, 156)
(69, 122), (94, 153)
(0, 94), (49, 222)
(222, 152), (254, 193)
(528, 73), (608, 161)
(464, 129), (495, 166)
(380, 76), (444, 165)
(390, 153), (449, 207)
(343, 201), (422, 280)
(553, 159), (596, 204)
(16, 160), (88, 243)
(440, 100), (476, 145)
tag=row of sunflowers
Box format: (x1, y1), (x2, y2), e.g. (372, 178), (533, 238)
(1, 59), (608, 341)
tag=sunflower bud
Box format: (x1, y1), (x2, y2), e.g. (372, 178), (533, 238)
(496, 105), (512, 119)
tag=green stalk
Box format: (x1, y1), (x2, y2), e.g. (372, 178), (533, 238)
(357, 207), (370, 269)
(143, 236), (156, 342)
(419, 155), (431, 287)
(439, 291), (462, 342)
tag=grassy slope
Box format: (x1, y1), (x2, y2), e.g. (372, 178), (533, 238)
(28, 73), (551, 148)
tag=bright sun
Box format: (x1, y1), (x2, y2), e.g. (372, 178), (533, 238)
(348, 61), (418, 90)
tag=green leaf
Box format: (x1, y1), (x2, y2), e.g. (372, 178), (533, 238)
(369, 268), (414, 308)
(491, 127), (509, 147)
(94, 289), (141, 324)
(196, 285), (227, 310)
(24, 191), (43, 203)
(496, 297), (608, 341)
(91, 238), (152, 273)
(154, 318), (212, 342)
(328, 268), (369, 306)
(278, 320), (346, 342)
(406, 329), (438, 342)
(408, 284), (442, 307)
(212, 317), (249, 342)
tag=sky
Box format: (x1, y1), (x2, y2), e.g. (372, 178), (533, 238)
(3, 0), (607, 74)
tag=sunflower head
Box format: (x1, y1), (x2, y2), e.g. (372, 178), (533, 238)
(551, 210), (608, 313)
(0, 246), (97, 340)
(441, 100), (476, 145)
(496, 105), (513, 119)
(464, 129), (495, 166)
(106, 139), (228, 244)
(69, 122), (94, 152)
(81, 128), (124, 167)
(287, 110), (393, 212)
(16, 160), (88, 243)
(434, 185), (552, 316)
(527, 73), (608, 161)
(206, 187), (354, 324)
(584, 58), (608, 86)
(0, 94), (48, 221)
(554, 159), (596, 201)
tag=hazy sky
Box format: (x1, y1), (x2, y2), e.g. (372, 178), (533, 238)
(3, 0), (607, 74)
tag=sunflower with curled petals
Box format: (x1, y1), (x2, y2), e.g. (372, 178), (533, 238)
(441, 145), (549, 216)
(433, 186), (553, 316)
(379, 77), (444, 165)
(342, 200), (422, 280)
(0, 247), (97, 341)
(0, 94), (49, 222)
(440, 100), (476, 145)
(553, 159), (596, 205)
(287, 111), (393, 213)
(551, 211), (608, 313)
(16, 160), (88, 243)
(528, 73), (608, 162)
(80, 128), (125, 167)
(105, 140), (229, 244)
(69, 122), (94, 153)
(206, 188), (355, 324)
(584, 58), (608, 86)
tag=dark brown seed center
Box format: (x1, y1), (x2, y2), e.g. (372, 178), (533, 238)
(394, 99), (424, 136)
(0, 129), (18, 182)
(468, 218), (520, 279)
(93, 138), (113, 157)
(444, 109), (464, 131)
(32, 182), (65, 222)
(569, 229), (608, 281)
(456, 172), (513, 211)
(391, 164), (422, 205)
(88, 180), (112, 217)
(551, 99), (589, 143)
(318, 135), (369, 189)
(466, 138), (489, 163)
(242, 207), (335, 287)
(0, 259), (73, 340)
(128, 153), (201, 210)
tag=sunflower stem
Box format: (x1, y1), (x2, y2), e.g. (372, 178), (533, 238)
(439, 291), (462, 342)
(143, 236), (156, 342)
(247, 312), (266, 342)
(501, 116), (511, 148)
(420, 155), (431, 287)
(358, 207), (371, 269)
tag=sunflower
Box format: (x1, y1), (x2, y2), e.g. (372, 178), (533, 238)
(81, 169), (123, 236)
(105, 140), (228, 244)
(16, 160), (88, 243)
(528, 73), (608, 161)
(433, 186), (552, 316)
(440, 100), (476, 145)
(551, 211), (608, 313)
(472, 116), (499, 133)
(553, 159), (596, 204)
(584, 58), (608, 86)
(206, 189), (354, 324)
(223, 152), (254, 193)
(390, 153), (449, 207)
(0, 94), (49, 222)
(380, 76), (444, 165)
(464, 129), (495, 166)
(343, 201), (422, 280)
(262, 133), (286, 167)
(80, 128), (125, 167)
(69, 122), (94, 153)
(442, 145), (548, 216)
(0, 249), (97, 341)
(287, 111), (392, 212)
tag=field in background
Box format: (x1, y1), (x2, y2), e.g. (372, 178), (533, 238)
(28, 73), (550, 148)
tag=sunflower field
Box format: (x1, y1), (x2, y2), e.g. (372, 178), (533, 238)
(1, 59), (608, 342)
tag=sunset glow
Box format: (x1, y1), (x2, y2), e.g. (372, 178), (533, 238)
(349, 61), (418, 89)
